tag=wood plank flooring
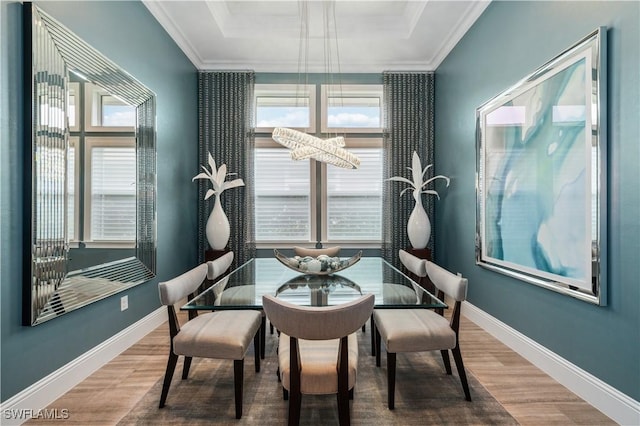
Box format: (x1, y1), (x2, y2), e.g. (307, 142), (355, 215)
(26, 313), (615, 425)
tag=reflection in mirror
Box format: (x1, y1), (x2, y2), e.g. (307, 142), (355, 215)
(23, 3), (156, 325)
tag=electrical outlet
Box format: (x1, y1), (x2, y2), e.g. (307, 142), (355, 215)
(120, 295), (129, 311)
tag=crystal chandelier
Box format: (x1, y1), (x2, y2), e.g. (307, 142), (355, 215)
(271, 1), (360, 169)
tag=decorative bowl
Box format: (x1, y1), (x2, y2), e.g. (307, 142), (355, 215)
(274, 249), (362, 275)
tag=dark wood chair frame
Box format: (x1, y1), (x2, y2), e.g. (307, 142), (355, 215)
(282, 334), (353, 426)
(159, 292), (261, 419)
(374, 288), (471, 409)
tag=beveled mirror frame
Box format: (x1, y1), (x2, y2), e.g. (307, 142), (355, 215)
(23, 3), (157, 325)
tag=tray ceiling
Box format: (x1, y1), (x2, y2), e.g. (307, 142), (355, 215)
(143, 0), (490, 72)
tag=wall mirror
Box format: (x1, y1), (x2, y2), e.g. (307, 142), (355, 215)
(23, 3), (157, 325)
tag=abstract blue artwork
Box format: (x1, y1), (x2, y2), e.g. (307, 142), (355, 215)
(476, 28), (606, 304)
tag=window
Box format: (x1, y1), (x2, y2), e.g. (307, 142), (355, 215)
(67, 137), (79, 242)
(254, 83), (383, 246)
(84, 138), (136, 243)
(254, 145), (312, 242)
(255, 84), (316, 132)
(324, 146), (382, 241)
(66, 80), (136, 247)
(84, 82), (136, 131)
(321, 84), (383, 133)
(68, 82), (80, 131)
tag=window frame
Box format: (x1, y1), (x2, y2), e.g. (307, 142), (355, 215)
(67, 136), (80, 245)
(84, 82), (136, 132)
(82, 136), (136, 248)
(68, 82), (81, 132)
(320, 138), (383, 244)
(254, 137), (318, 247)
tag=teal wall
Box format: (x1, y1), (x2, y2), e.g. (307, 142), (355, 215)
(435, 1), (639, 399)
(0, 1), (199, 400)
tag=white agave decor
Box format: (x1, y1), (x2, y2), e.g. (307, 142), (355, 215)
(388, 151), (450, 249)
(192, 152), (245, 250)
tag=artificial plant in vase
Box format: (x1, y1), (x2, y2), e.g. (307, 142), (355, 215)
(388, 151), (450, 249)
(192, 152), (245, 250)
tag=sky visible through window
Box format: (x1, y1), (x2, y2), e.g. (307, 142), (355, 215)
(257, 106), (309, 128)
(103, 105), (136, 127)
(257, 106), (380, 128)
(328, 106), (380, 128)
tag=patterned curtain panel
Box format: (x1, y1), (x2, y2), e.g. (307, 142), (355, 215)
(197, 71), (256, 266)
(382, 72), (435, 267)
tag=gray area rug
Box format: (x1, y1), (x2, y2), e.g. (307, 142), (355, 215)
(118, 326), (518, 425)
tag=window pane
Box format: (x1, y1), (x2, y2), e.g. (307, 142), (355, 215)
(255, 148), (310, 241)
(327, 148), (382, 240)
(101, 95), (135, 127)
(68, 90), (76, 128)
(256, 97), (310, 128)
(90, 147), (136, 240)
(327, 97), (381, 128)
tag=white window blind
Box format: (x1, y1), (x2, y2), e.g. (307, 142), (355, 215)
(90, 146), (136, 241)
(326, 148), (382, 240)
(254, 148), (310, 241)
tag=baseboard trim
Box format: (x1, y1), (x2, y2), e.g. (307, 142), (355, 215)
(462, 301), (640, 426)
(0, 307), (166, 425)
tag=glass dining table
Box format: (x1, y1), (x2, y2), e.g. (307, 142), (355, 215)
(181, 256), (447, 358)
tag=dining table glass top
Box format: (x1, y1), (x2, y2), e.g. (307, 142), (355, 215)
(182, 257), (446, 311)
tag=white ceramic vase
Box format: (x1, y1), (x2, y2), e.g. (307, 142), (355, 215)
(407, 193), (431, 249)
(206, 194), (230, 250)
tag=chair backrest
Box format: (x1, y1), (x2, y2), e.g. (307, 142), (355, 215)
(425, 261), (468, 302)
(262, 294), (374, 340)
(207, 251), (234, 280)
(158, 264), (207, 306)
(399, 249), (427, 277)
(293, 246), (341, 257)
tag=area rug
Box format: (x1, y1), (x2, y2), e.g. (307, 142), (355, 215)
(118, 327), (518, 425)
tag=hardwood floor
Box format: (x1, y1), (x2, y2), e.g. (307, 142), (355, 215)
(27, 313), (614, 425)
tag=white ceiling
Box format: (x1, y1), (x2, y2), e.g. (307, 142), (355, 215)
(142, 0), (490, 73)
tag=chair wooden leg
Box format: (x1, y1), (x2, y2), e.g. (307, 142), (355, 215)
(440, 349), (452, 374)
(254, 330), (261, 373)
(234, 359), (244, 419)
(349, 387), (354, 400)
(181, 356), (192, 379)
(159, 351), (178, 408)
(451, 346), (472, 401)
(387, 352), (396, 410)
(375, 327), (382, 367)
(283, 387), (288, 400)
(370, 315), (375, 356)
(337, 389), (350, 426)
(260, 315), (266, 360)
(288, 389), (301, 426)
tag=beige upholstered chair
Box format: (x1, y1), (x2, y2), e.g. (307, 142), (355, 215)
(399, 249), (435, 293)
(158, 253), (262, 419)
(293, 246), (341, 257)
(262, 293), (374, 426)
(373, 261), (471, 409)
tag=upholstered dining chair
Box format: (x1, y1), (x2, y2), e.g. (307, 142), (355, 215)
(398, 249), (435, 293)
(373, 260), (471, 409)
(293, 246), (341, 257)
(158, 253), (262, 419)
(262, 293), (374, 426)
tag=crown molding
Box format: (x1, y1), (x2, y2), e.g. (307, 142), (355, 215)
(142, 0), (204, 69)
